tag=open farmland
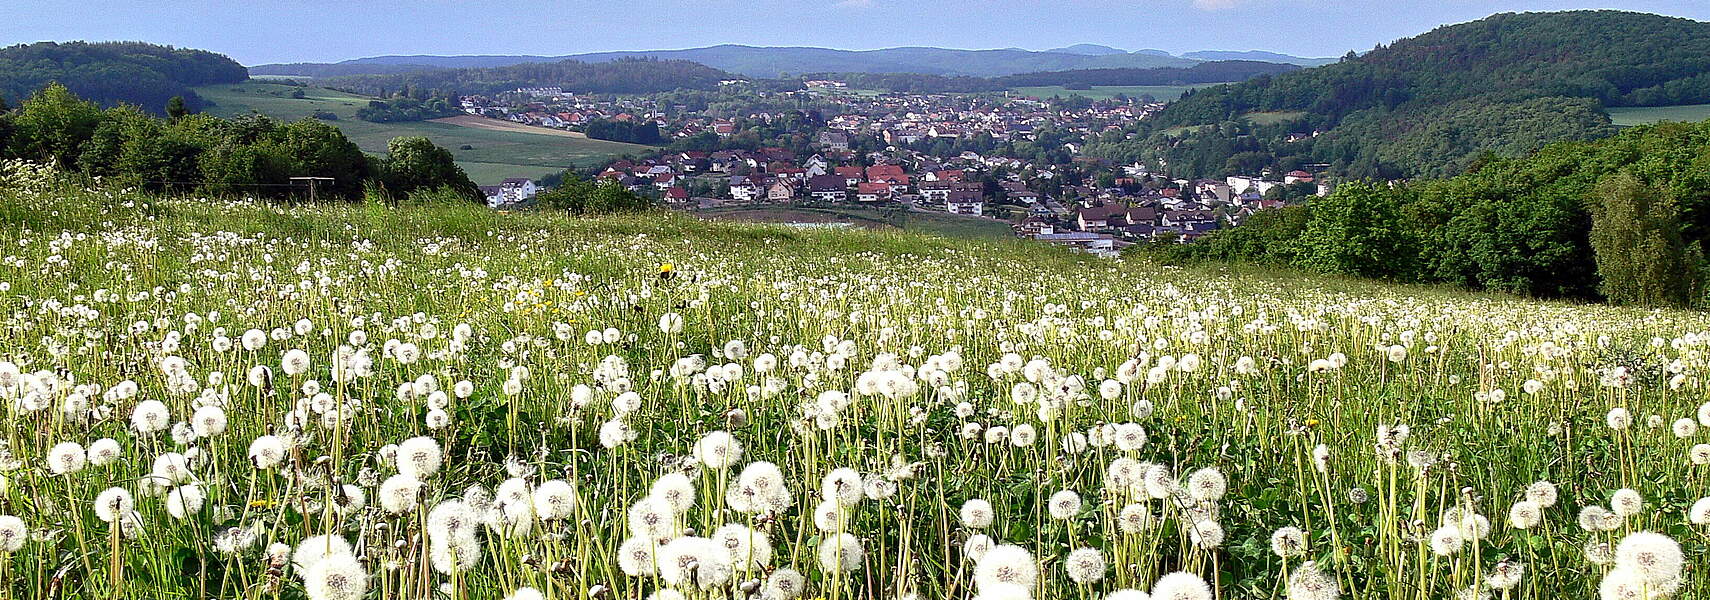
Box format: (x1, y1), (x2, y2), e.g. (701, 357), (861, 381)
(0, 165), (1707, 600)
(194, 83), (654, 184)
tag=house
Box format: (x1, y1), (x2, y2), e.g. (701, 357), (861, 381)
(1284, 170), (1315, 185)
(1018, 217), (1056, 236)
(835, 166), (865, 187)
(767, 180), (797, 203)
(664, 186), (691, 206)
(1034, 232), (1119, 258)
(1076, 204), (1129, 231)
(484, 178), (538, 207)
(918, 180), (953, 203)
(729, 176), (763, 202)
(866, 165), (906, 182)
(1008, 190), (1041, 205)
(927, 169), (967, 183)
(808, 175), (848, 202)
(816, 131), (850, 152)
(855, 182), (892, 203)
(946, 190), (984, 216)
(1161, 209), (1217, 228)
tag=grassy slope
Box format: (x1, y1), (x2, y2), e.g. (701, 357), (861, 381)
(4, 184), (1710, 598)
(1607, 104), (1710, 127)
(697, 204), (1014, 241)
(194, 82), (655, 184)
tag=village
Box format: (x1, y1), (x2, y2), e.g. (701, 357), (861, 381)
(467, 83), (1329, 257)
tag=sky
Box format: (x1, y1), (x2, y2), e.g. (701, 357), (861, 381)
(5, 0), (1710, 65)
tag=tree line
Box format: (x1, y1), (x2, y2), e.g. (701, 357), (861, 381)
(0, 83), (479, 202)
(1153, 120), (1710, 308)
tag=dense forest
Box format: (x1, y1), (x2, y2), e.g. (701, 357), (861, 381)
(1158, 120), (1710, 307)
(323, 58), (739, 96)
(1086, 10), (1710, 180)
(0, 41), (248, 114)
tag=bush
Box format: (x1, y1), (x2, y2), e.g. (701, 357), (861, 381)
(535, 178), (653, 215)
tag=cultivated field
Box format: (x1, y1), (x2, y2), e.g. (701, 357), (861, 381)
(0, 163), (1708, 600)
(194, 83), (654, 184)
(1010, 85), (1223, 102)
(1607, 104), (1710, 128)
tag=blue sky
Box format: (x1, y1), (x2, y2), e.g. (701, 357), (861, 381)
(5, 0), (1709, 65)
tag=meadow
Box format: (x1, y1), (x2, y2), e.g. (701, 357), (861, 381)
(0, 160), (1707, 600)
(1606, 104), (1710, 128)
(697, 204), (1015, 241)
(194, 83), (655, 184)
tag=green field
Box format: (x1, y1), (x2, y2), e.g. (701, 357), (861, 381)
(698, 203), (1015, 240)
(1607, 103), (1710, 127)
(195, 83), (655, 184)
(1240, 110), (1308, 126)
(1009, 84), (1222, 101)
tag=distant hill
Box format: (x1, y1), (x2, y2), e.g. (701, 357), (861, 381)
(1045, 44), (1129, 56)
(254, 45), (1201, 79)
(320, 58), (739, 96)
(804, 61), (1297, 94)
(1088, 10), (1710, 179)
(0, 41), (247, 113)
(1180, 50), (1338, 67)
(246, 62), (446, 78)
(994, 61), (1298, 88)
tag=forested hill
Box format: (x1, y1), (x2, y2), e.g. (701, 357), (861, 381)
(800, 61), (1300, 94)
(320, 58), (740, 96)
(0, 41), (247, 113)
(1088, 10), (1710, 180)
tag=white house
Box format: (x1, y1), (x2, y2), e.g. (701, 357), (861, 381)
(946, 195), (984, 216)
(486, 178), (538, 207)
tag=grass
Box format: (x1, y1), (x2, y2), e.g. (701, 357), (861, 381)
(698, 203), (1015, 241)
(1009, 84), (1223, 102)
(1, 168), (1709, 600)
(1607, 104), (1710, 127)
(195, 83), (655, 184)
(1241, 111), (1308, 126)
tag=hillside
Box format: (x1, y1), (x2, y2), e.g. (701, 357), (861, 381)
(253, 44), (1199, 79)
(320, 57), (738, 97)
(801, 61), (1297, 94)
(1179, 50), (1337, 67)
(0, 41), (246, 113)
(194, 82), (653, 184)
(3, 173), (1709, 599)
(1090, 10), (1710, 179)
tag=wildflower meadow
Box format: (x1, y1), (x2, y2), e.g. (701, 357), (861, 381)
(0, 163), (1706, 600)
